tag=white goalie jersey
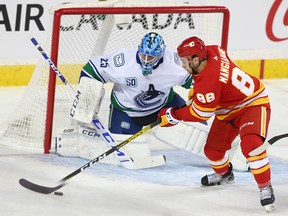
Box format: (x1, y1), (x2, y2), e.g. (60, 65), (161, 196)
(80, 48), (192, 117)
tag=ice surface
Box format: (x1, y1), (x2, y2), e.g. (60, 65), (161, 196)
(0, 79), (288, 216)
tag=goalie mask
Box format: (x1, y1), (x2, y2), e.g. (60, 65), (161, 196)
(138, 32), (166, 76)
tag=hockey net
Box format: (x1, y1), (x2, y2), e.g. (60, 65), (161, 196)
(0, 1), (229, 153)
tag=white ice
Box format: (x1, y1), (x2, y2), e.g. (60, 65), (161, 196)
(0, 79), (288, 216)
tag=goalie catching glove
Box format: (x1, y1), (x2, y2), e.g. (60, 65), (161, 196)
(158, 107), (179, 127)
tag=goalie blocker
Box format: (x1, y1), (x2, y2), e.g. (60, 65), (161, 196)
(70, 77), (104, 123)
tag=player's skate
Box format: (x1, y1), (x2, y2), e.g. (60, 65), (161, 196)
(260, 185), (275, 212)
(201, 163), (234, 186)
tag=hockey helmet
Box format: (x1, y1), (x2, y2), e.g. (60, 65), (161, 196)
(138, 32), (166, 76)
(177, 36), (207, 61)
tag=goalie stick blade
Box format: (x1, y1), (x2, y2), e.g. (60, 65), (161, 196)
(128, 155), (166, 169)
(91, 117), (147, 170)
(19, 178), (65, 194)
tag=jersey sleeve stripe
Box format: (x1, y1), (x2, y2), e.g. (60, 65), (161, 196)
(193, 101), (216, 112)
(189, 103), (211, 120)
(89, 60), (107, 83)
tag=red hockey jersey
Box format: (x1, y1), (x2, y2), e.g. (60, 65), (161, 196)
(174, 45), (270, 122)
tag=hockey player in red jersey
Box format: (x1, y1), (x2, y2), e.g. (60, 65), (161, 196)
(158, 36), (275, 212)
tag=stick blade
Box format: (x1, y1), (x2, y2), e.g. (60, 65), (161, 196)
(19, 178), (64, 194)
(248, 142), (271, 156)
(249, 133), (288, 156)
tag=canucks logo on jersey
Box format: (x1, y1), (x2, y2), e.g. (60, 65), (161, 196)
(134, 84), (165, 108)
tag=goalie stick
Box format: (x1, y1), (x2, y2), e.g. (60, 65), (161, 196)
(19, 119), (162, 194)
(30, 37), (165, 169)
(249, 133), (288, 156)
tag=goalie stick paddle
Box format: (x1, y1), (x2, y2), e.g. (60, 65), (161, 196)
(30, 37), (165, 170)
(249, 133), (288, 156)
(19, 119), (162, 194)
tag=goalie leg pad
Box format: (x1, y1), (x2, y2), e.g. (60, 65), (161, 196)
(55, 126), (79, 157)
(154, 121), (249, 171)
(229, 137), (249, 171)
(55, 125), (164, 167)
(154, 122), (209, 155)
(55, 125), (120, 164)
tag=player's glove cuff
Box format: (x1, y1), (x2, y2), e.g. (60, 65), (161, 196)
(159, 107), (179, 127)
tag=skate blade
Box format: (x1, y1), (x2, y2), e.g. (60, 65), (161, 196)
(264, 204), (275, 213)
(201, 180), (235, 187)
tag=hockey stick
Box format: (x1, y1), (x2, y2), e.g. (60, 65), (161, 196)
(249, 133), (288, 156)
(19, 119), (162, 194)
(30, 37), (165, 169)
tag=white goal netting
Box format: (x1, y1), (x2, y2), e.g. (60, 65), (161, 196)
(0, 0), (229, 153)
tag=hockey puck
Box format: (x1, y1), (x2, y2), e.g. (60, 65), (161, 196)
(54, 191), (63, 196)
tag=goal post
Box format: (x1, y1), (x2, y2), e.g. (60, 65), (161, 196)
(0, 1), (230, 153)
